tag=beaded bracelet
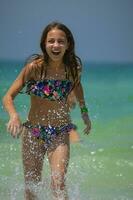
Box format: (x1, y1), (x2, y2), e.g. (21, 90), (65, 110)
(80, 105), (88, 114)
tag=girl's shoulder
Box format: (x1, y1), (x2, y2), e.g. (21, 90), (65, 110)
(24, 54), (46, 80)
(25, 54), (44, 70)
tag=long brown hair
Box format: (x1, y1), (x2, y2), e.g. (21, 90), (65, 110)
(40, 21), (82, 84)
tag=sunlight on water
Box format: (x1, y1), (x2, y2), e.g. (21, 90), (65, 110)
(1, 62), (133, 199)
(0, 134), (133, 200)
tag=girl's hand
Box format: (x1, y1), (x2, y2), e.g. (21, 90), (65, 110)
(6, 114), (22, 138)
(82, 113), (91, 135)
(83, 119), (91, 135)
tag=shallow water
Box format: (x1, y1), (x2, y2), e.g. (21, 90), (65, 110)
(0, 60), (133, 199)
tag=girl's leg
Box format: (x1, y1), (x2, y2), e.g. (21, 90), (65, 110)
(47, 134), (70, 200)
(21, 127), (46, 200)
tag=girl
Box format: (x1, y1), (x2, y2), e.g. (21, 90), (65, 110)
(3, 21), (91, 200)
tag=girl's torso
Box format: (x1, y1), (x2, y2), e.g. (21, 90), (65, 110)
(24, 64), (73, 126)
(28, 97), (71, 126)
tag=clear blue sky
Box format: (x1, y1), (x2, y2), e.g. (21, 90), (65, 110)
(0, 0), (133, 62)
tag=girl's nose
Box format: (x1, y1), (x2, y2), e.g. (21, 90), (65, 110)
(53, 41), (59, 47)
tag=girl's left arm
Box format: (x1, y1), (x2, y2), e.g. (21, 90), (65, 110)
(74, 81), (91, 134)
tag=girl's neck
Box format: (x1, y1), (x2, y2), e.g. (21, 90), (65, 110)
(48, 60), (64, 70)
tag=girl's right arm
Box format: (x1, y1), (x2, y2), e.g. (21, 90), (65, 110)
(2, 63), (33, 137)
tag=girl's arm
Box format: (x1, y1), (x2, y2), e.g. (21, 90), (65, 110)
(3, 67), (26, 117)
(2, 63), (33, 137)
(74, 81), (91, 134)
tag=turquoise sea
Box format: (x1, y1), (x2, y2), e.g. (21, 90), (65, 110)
(0, 60), (133, 200)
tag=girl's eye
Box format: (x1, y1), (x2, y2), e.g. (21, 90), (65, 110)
(48, 39), (54, 44)
(47, 39), (66, 45)
(58, 40), (65, 44)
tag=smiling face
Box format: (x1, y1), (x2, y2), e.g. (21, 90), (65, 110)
(45, 28), (68, 63)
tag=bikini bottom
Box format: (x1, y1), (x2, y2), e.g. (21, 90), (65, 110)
(23, 121), (77, 147)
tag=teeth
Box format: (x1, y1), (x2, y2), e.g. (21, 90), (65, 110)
(52, 51), (60, 55)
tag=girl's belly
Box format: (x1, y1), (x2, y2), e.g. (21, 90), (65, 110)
(27, 96), (71, 126)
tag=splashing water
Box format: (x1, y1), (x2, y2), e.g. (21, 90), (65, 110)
(1, 61), (133, 199)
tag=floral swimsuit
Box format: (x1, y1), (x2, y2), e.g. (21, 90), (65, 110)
(21, 79), (76, 147)
(24, 79), (73, 101)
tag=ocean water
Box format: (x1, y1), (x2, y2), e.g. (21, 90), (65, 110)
(0, 60), (133, 200)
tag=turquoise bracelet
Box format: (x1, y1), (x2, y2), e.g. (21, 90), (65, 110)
(81, 105), (88, 113)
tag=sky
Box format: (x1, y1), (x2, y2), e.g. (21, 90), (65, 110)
(0, 0), (133, 63)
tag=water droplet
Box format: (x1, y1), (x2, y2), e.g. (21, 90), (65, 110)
(90, 151), (96, 155)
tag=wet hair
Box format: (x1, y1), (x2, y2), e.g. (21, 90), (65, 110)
(40, 21), (82, 84)
(26, 21), (82, 85)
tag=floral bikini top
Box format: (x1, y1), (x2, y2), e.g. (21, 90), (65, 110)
(21, 79), (73, 101)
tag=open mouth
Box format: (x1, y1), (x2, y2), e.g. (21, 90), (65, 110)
(51, 51), (61, 56)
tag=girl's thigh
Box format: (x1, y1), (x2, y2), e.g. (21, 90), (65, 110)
(21, 127), (46, 182)
(47, 133), (70, 175)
